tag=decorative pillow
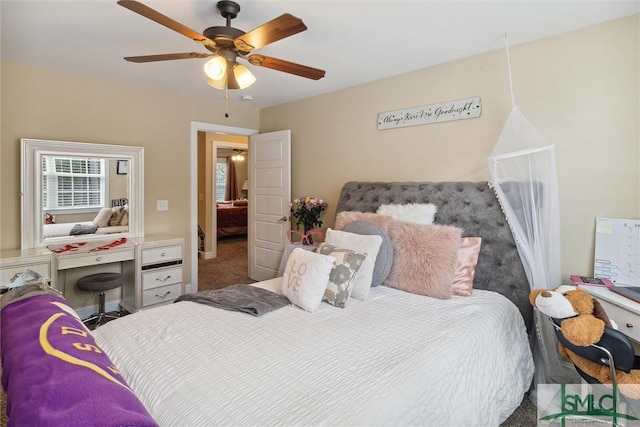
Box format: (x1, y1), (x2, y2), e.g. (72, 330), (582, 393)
(324, 229), (382, 300)
(334, 211), (394, 231)
(233, 200), (248, 206)
(280, 248), (335, 312)
(384, 221), (462, 299)
(119, 207), (129, 227)
(376, 203), (438, 225)
(108, 206), (125, 226)
(342, 221), (393, 287)
(316, 243), (367, 308)
(93, 207), (113, 228)
(452, 237), (482, 296)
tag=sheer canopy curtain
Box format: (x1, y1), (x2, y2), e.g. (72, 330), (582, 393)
(488, 106), (579, 398)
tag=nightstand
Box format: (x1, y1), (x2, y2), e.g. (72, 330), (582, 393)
(582, 285), (640, 345)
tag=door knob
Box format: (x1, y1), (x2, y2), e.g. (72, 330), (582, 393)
(279, 216), (289, 222)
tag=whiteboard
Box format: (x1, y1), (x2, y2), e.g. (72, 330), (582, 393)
(594, 217), (640, 286)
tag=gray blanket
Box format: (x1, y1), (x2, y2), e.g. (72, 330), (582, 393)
(174, 284), (290, 317)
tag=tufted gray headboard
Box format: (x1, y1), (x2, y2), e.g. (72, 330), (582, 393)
(335, 181), (533, 332)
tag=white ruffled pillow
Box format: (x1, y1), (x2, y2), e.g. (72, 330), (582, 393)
(376, 203), (437, 225)
(280, 248), (335, 312)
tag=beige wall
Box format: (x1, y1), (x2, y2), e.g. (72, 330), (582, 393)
(1, 62), (260, 288)
(261, 15), (640, 280)
(2, 15), (638, 291)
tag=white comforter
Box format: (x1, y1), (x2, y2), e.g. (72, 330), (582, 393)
(93, 279), (534, 427)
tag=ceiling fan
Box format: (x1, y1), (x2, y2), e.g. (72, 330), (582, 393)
(117, 0), (326, 90)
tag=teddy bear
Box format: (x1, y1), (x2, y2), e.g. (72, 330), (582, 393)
(530, 285), (640, 399)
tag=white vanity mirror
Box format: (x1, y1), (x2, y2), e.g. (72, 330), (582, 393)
(21, 138), (144, 249)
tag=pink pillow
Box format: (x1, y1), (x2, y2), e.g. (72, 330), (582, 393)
(384, 221), (462, 299)
(451, 237), (482, 296)
(334, 211), (394, 230)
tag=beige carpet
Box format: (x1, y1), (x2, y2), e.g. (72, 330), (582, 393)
(198, 235), (255, 291)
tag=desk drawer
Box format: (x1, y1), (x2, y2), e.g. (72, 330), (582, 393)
(0, 262), (51, 285)
(141, 245), (182, 266)
(598, 299), (640, 343)
(142, 266), (182, 291)
(57, 248), (135, 270)
(143, 283), (181, 307)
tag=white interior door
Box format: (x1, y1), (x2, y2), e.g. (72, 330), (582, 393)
(248, 130), (291, 281)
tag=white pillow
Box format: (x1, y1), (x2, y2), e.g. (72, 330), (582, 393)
(324, 229), (382, 300)
(376, 203), (437, 225)
(93, 207), (113, 228)
(280, 248), (335, 312)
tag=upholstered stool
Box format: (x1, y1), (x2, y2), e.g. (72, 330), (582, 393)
(76, 272), (124, 327)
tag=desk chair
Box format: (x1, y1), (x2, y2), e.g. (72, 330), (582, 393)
(551, 317), (640, 385)
(551, 317), (640, 424)
(77, 272), (124, 328)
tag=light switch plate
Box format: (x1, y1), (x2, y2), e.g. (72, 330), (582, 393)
(157, 200), (169, 211)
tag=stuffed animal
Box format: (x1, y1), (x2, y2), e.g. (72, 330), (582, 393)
(530, 285), (640, 399)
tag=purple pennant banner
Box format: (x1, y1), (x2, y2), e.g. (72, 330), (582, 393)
(1, 293), (158, 427)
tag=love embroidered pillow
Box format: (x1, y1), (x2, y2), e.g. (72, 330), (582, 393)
(281, 248), (335, 312)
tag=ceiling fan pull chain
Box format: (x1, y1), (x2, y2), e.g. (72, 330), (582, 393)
(224, 84), (230, 118)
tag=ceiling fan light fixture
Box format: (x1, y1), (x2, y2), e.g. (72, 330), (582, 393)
(233, 64), (256, 89)
(204, 56), (227, 80)
(206, 77), (227, 90)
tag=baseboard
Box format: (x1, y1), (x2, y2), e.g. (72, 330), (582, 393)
(199, 250), (215, 260)
(76, 300), (122, 320)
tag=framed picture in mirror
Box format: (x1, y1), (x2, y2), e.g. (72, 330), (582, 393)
(117, 160), (129, 175)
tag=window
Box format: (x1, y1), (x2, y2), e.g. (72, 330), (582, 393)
(215, 158), (227, 202)
(42, 155), (106, 210)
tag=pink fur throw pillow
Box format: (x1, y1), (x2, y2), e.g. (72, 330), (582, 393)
(384, 221), (462, 299)
(334, 211), (395, 230)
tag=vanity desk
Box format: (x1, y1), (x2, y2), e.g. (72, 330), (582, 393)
(1, 235), (184, 318)
(9, 138), (185, 318)
(0, 248), (55, 291)
(123, 235), (184, 313)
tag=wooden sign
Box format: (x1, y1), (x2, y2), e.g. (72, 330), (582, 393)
(377, 97), (482, 130)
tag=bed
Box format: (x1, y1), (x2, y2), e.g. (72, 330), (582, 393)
(1, 181), (535, 426)
(216, 201), (248, 237)
(43, 221), (128, 238)
(43, 206), (129, 238)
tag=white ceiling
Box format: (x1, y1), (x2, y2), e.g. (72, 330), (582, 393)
(2, 1), (638, 109)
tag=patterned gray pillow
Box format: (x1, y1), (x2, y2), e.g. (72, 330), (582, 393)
(343, 220), (393, 287)
(316, 243), (366, 308)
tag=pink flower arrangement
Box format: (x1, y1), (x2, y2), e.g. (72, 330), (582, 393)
(289, 196), (328, 230)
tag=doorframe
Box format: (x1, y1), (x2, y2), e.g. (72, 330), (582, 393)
(190, 121), (258, 293)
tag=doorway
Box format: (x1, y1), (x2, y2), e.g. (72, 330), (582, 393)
(197, 139), (251, 290)
(190, 122), (257, 293)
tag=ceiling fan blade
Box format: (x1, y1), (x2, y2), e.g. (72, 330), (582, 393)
(234, 14), (307, 52)
(124, 52), (214, 63)
(247, 55), (325, 80)
(118, 0), (216, 49)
